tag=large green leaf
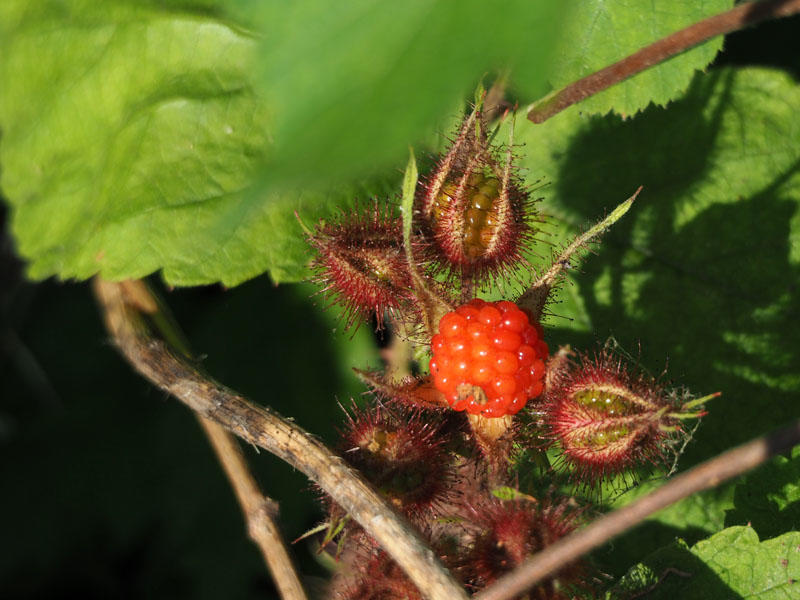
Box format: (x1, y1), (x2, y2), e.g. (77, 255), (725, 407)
(508, 67), (800, 570)
(0, 1), (399, 286)
(0, 1), (740, 287)
(0, 2), (254, 285)
(609, 527), (800, 599)
(515, 67), (800, 460)
(548, 0), (732, 117)
(725, 445), (800, 540)
(244, 0), (566, 188)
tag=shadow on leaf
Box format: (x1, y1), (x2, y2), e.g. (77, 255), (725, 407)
(608, 536), (742, 600)
(549, 70), (800, 465)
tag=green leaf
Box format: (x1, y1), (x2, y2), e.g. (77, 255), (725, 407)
(609, 527), (800, 599)
(549, 0), (733, 117)
(0, 2), (739, 287)
(725, 445), (800, 540)
(514, 67), (800, 463)
(401, 147), (419, 262)
(510, 66), (800, 574)
(0, 1), (400, 286)
(244, 0), (565, 188)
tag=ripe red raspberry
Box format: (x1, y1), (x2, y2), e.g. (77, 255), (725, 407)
(429, 298), (548, 418)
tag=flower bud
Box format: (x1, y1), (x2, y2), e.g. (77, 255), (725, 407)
(334, 547), (423, 600)
(461, 498), (588, 599)
(544, 349), (708, 484)
(415, 107), (537, 287)
(337, 403), (456, 521)
(307, 202), (412, 329)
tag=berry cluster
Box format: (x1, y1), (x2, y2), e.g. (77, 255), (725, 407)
(304, 101), (712, 600)
(429, 299), (548, 417)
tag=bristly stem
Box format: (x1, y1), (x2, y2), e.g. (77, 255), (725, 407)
(92, 278), (468, 600)
(475, 419), (800, 600)
(528, 0), (800, 124)
(517, 188), (640, 320)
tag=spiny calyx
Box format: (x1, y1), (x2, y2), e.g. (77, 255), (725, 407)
(544, 349), (713, 483)
(415, 106), (537, 287)
(306, 202), (412, 329)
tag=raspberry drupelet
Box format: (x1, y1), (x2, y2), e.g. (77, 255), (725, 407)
(429, 299), (549, 418)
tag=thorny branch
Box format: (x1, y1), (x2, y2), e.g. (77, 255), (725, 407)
(92, 278), (468, 600)
(475, 419), (800, 600)
(528, 0), (800, 124)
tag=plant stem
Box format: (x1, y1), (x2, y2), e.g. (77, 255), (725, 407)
(197, 416), (308, 600)
(112, 281), (306, 599)
(92, 278), (468, 600)
(474, 419), (800, 600)
(401, 149), (455, 337)
(528, 0), (800, 124)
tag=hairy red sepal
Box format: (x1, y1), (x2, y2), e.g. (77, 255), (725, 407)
(307, 202), (413, 329)
(544, 349), (706, 484)
(414, 107), (539, 288)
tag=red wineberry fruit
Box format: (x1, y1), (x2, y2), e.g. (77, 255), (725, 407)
(429, 299), (548, 418)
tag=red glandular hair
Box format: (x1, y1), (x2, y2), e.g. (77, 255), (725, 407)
(544, 349), (690, 484)
(461, 498), (588, 599)
(414, 107), (539, 289)
(307, 202), (413, 329)
(336, 403), (458, 523)
(331, 545), (423, 600)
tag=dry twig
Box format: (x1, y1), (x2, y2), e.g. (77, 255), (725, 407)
(109, 280), (306, 598)
(475, 419), (800, 600)
(92, 278), (468, 600)
(197, 417), (307, 600)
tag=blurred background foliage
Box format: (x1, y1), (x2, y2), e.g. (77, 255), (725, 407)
(1, 2), (800, 599)
(0, 0), (729, 286)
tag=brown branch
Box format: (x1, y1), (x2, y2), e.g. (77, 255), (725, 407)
(113, 280), (306, 598)
(197, 416), (307, 600)
(92, 278), (468, 600)
(475, 419), (800, 600)
(528, 0), (800, 124)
